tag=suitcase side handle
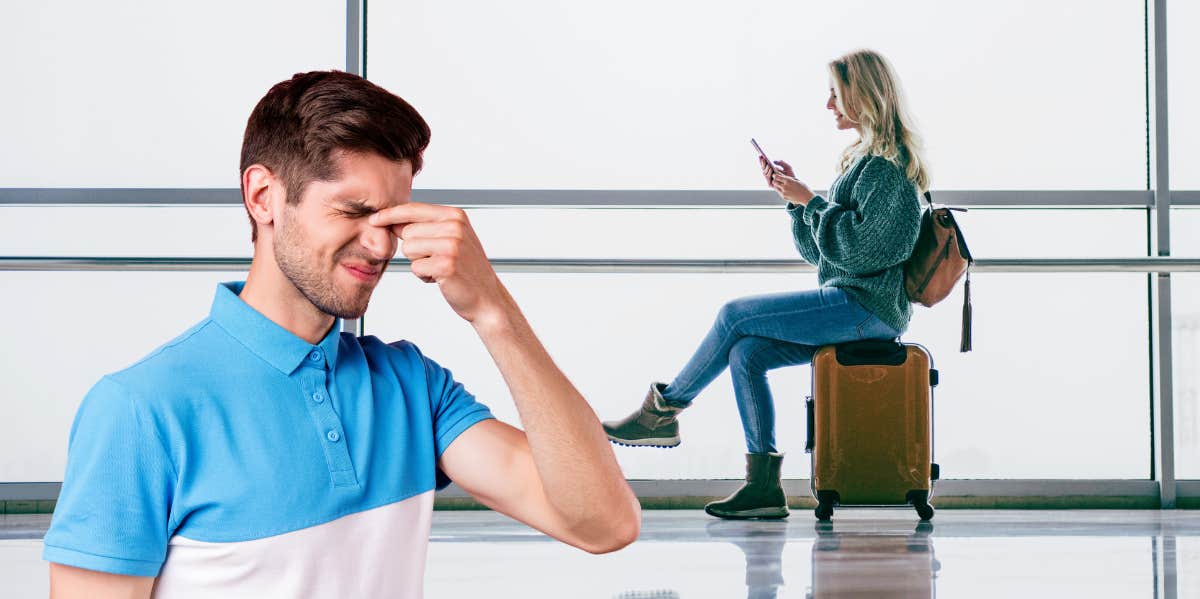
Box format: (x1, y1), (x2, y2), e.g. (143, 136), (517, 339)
(805, 396), (815, 453)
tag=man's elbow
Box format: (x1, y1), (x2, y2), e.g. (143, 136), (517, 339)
(578, 500), (642, 554)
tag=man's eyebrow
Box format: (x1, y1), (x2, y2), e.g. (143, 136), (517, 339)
(335, 199), (378, 214)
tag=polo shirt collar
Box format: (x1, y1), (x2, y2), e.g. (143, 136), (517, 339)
(210, 281), (342, 375)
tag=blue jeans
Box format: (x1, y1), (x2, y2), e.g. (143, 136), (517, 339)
(660, 286), (900, 454)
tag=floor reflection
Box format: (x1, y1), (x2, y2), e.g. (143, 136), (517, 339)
(705, 519), (790, 599)
(2, 510), (1197, 598)
(694, 519), (940, 599)
(809, 520), (938, 598)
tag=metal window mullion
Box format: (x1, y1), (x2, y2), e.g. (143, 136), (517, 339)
(8, 188), (1200, 207)
(435, 479), (1164, 500)
(5, 257), (1200, 273)
(1150, 0), (1176, 509)
(342, 0), (367, 336)
(346, 0), (364, 76)
(7, 479), (1198, 502)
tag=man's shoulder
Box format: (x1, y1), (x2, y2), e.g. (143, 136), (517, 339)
(353, 334), (428, 372)
(353, 336), (467, 390)
(101, 318), (225, 398)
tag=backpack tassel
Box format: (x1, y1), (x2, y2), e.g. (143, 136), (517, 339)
(960, 269), (973, 353)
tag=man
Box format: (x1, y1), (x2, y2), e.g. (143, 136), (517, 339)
(42, 70), (640, 598)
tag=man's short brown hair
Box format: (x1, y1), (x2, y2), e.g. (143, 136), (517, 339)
(239, 70), (431, 241)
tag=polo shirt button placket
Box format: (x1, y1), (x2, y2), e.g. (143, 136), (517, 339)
(298, 351), (356, 486)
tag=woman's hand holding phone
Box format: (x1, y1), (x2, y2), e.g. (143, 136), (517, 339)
(761, 157), (796, 181)
(760, 156), (812, 205)
(768, 160), (816, 207)
(771, 173), (814, 206)
(752, 140), (811, 204)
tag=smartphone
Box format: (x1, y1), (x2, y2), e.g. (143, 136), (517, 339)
(750, 138), (776, 174)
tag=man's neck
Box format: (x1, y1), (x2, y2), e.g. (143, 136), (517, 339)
(240, 257), (336, 345)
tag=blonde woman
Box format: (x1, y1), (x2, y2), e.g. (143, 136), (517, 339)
(603, 49), (929, 519)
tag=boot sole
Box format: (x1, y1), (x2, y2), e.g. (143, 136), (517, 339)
(606, 435), (681, 448)
(703, 505), (790, 520)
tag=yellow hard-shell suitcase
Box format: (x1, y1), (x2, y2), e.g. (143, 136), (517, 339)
(805, 340), (939, 521)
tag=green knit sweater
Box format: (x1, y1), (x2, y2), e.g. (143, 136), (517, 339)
(786, 154), (922, 334)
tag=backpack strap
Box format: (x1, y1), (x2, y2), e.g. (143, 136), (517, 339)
(928, 189), (975, 353)
(960, 267), (973, 353)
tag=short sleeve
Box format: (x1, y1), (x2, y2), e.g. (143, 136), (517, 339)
(420, 353), (494, 490)
(42, 376), (176, 577)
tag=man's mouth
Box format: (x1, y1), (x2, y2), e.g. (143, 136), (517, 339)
(342, 263), (382, 282)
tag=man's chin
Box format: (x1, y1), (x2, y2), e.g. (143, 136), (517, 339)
(313, 288), (373, 320)
(320, 304), (368, 321)
(333, 297), (372, 320)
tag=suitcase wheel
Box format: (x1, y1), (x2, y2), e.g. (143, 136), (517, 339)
(907, 489), (935, 521)
(915, 502), (935, 521)
(815, 502), (834, 521)
(814, 490), (839, 521)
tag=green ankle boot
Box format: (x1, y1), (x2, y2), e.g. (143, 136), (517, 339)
(602, 383), (684, 448)
(704, 452), (789, 519)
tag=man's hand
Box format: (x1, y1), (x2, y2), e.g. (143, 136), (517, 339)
(369, 203), (507, 325)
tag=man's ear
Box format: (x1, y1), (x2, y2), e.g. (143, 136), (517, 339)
(242, 164), (280, 233)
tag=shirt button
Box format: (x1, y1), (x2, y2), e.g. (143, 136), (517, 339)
(326, 430), (340, 443)
(312, 392), (325, 404)
(308, 350), (322, 362)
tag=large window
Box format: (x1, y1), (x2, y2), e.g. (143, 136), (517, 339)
(363, 208), (1152, 479)
(0, 1), (344, 188)
(369, 0), (1145, 191)
(0, 1), (1193, 496)
(1173, 209), (1200, 479)
(1169, 0), (1200, 481)
(0, 205), (1159, 481)
(1170, 0), (1200, 188)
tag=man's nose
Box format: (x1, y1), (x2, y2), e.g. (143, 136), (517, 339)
(360, 222), (396, 261)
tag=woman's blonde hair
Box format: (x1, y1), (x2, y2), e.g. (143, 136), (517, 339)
(828, 49), (929, 192)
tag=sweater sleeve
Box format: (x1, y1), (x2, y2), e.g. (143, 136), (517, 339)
(787, 200), (822, 265)
(802, 157), (921, 275)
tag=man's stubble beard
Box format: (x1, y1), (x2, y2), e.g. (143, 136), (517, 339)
(273, 207), (377, 320)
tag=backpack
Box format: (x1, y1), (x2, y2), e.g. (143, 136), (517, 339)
(904, 191), (974, 352)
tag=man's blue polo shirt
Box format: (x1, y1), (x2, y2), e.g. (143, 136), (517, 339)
(43, 281), (494, 597)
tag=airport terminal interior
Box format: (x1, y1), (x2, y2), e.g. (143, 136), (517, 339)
(3, 0), (1200, 597)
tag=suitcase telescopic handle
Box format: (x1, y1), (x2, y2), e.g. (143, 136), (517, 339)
(805, 396), (815, 453)
(835, 340), (907, 366)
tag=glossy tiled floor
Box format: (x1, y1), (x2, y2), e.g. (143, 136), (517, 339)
(3, 509), (1198, 597)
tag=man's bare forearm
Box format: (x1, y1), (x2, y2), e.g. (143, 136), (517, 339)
(49, 564), (154, 599)
(471, 285), (639, 540)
